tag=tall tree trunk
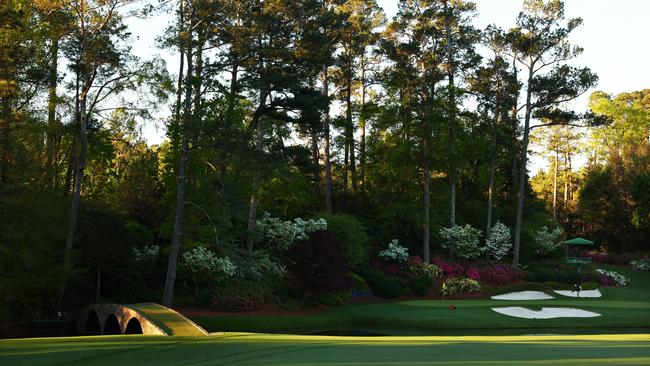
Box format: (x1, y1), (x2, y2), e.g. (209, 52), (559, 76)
(553, 148), (558, 221)
(163, 5), (193, 307)
(58, 70), (90, 312)
(323, 65), (333, 213)
(510, 56), (519, 193)
(567, 149), (572, 200)
(359, 63), (367, 189)
(564, 151), (569, 203)
(193, 25), (204, 115)
(486, 115), (498, 236)
(246, 116), (264, 252)
(62, 71), (81, 196)
(46, 35), (59, 187)
(444, 1), (456, 227)
(513, 69), (534, 268)
(422, 133), (431, 263)
(246, 35), (267, 252)
(346, 68), (356, 191)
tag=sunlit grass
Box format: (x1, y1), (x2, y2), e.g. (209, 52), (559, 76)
(1, 333), (650, 365)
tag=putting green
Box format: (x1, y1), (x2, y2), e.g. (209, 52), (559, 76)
(1, 333), (650, 365)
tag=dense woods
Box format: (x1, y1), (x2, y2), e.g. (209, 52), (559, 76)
(1, 0), (648, 324)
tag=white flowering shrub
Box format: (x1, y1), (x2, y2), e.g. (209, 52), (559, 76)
(182, 247), (237, 283)
(439, 225), (484, 259)
(236, 253), (287, 280)
(631, 259), (650, 271)
(378, 239), (409, 263)
(131, 244), (160, 264)
(596, 268), (630, 286)
(293, 217), (328, 241)
(485, 222), (512, 259)
(534, 226), (563, 255)
(256, 213), (327, 250)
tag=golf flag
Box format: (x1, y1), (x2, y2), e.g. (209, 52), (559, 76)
(442, 282), (447, 291)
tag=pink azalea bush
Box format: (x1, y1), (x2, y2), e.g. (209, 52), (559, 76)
(464, 267), (481, 281)
(479, 262), (522, 285)
(583, 250), (608, 262)
(431, 257), (521, 285)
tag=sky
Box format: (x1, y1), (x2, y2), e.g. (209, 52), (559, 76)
(128, 0), (650, 170)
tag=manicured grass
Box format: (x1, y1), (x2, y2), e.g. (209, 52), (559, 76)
(193, 265), (650, 335)
(127, 303), (206, 336)
(2, 333), (650, 365)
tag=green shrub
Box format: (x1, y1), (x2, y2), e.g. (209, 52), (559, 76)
(321, 213), (370, 268)
(210, 281), (271, 312)
(441, 278), (481, 296)
(486, 283), (550, 296)
(276, 297), (299, 311)
(358, 267), (403, 298)
(543, 281), (600, 291)
(524, 266), (581, 284)
(409, 277), (430, 296)
(408, 262), (442, 280)
(350, 272), (370, 290)
(318, 293), (344, 306)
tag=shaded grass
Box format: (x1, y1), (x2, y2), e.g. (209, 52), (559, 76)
(1, 333), (650, 365)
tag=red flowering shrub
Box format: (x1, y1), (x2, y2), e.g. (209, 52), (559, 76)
(478, 263), (522, 285)
(465, 267), (481, 281)
(583, 250), (608, 262)
(432, 257), (464, 277)
(430, 257), (520, 285)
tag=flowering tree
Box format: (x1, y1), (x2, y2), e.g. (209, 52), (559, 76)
(534, 226), (563, 255)
(378, 239), (409, 263)
(182, 247), (237, 295)
(485, 222), (512, 260)
(256, 213), (327, 250)
(439, 225), (484, 259)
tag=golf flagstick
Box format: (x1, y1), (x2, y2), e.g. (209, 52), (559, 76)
(442, 282), (446, 302)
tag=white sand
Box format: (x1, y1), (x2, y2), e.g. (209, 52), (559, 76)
(490, 291), (554, 300)
(492, 307), (601, 319)
(553, 289), (602, 298)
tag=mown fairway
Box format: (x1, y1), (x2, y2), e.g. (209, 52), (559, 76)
(2, 333), (650, 366)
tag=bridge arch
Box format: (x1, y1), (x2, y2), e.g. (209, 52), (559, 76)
(84, 310), (101, 335)
(124, 317), (143, 334)
(103, 314), (121, 335)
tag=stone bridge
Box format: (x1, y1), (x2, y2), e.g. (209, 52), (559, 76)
(78, 303), (207, 336)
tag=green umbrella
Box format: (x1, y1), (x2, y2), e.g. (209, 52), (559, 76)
(565, 237), (594, 245)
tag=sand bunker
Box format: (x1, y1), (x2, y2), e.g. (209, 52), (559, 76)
(492, 307), (601, 319)
(490, 291), (554, 300)
(553, 289), (602, 298)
